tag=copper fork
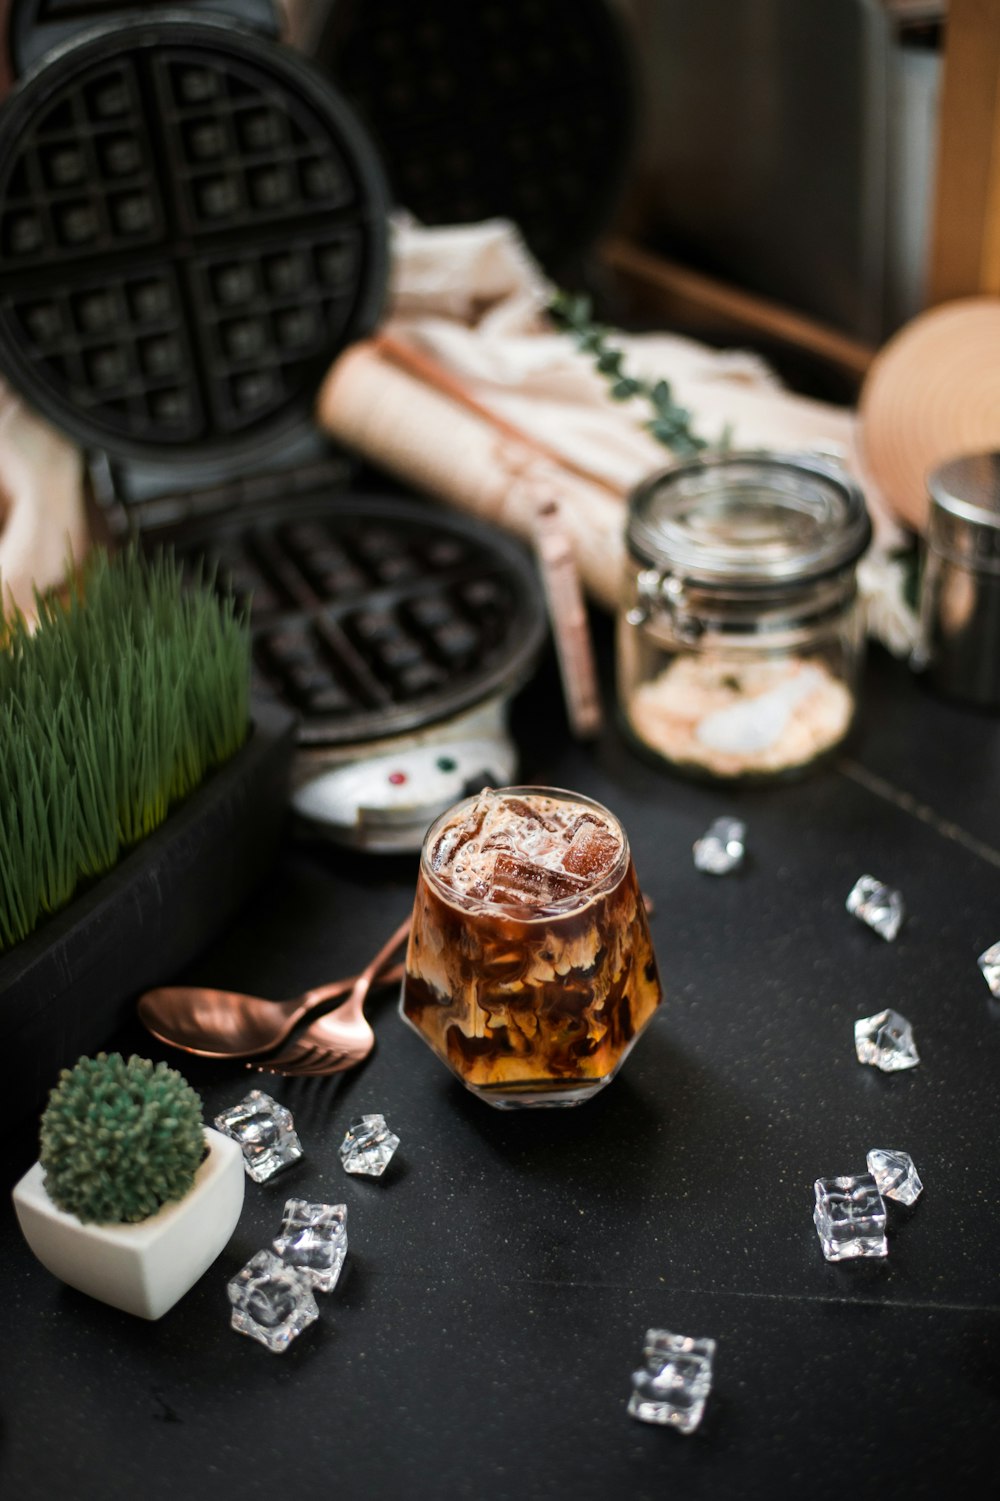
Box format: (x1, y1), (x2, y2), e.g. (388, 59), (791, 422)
(251, 917), (411, 1077)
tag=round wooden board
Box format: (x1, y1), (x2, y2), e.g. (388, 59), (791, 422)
(858, 297), (1000, 533)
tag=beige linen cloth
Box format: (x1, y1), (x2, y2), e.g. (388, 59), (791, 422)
(0, 381), (86, 620)
(319, 217), (918, 656)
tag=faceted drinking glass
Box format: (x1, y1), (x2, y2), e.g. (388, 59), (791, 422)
(400, 786), (663, 1108)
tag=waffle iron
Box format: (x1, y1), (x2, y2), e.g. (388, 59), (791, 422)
(0, 5), (387, 484)
(0, 1), (548, 849)
(310, 0), (636, 276)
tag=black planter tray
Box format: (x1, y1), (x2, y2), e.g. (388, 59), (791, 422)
(1, 699), (297, 1124)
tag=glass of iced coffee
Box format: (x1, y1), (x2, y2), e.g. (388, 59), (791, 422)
(400, 786), (662, 1108)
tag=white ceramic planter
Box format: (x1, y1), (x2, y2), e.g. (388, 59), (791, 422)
(12, 1127), (245, 1320)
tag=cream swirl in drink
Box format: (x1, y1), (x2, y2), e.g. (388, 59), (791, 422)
(401, 787), (662, 1107)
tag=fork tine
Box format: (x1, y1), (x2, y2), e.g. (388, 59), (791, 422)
(282, 1053), (352, 1076)
(275, 1048), (349, 1076)
(272, 1062), (340, 1076)
(250, 1051), (311, 1075)
(251, 1041), (351, 1075)
(288, 1042), (321, 1068)
(250, 1055), (294, 1075)
(256, 1059), (340, 1076)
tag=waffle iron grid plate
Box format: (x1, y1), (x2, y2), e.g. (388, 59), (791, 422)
(172, 494), (547, 749)
(314, 0), (635, 275)
(0, 15), (388, 473)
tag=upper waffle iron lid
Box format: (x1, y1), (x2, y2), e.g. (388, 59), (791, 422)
(0, 13), (390, 476)
(311, 0), (635, 277)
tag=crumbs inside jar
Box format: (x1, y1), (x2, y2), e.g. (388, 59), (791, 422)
(626, 655), (854, 778)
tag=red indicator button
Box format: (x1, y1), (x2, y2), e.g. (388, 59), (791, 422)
(388, 771), (407, 785)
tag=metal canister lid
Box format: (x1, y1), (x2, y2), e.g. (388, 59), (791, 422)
(626, 452), (871, 588)
(927, 453), (1000, 574)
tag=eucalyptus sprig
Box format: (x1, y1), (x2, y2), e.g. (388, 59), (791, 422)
(549, 290), (724, 459)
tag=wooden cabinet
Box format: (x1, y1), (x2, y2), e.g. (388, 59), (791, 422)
(929, 0), (1000, 301)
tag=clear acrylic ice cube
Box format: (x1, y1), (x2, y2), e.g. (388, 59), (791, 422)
(339, 1114), (400, 1177)
(628, 1329), (716, 1433)
(813, 1174), (887, 1261)
(228, 1250), (318, 1352)
(854, 1008), (920, 1072)
(214, 1090), (303, 1182)
(866, 1148), (923, 1206)
(273, 1200), (348, 1292)
(846, 874), (904, 941)
(977, 941), (1000, 997)
(692, 817), (746, 876)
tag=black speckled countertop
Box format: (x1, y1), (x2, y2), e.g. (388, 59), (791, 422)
(3, 624), (999, 1501)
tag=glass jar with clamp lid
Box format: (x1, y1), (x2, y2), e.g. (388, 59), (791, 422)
(618, 452), (871, 781)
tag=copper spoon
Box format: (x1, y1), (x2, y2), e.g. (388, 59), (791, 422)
(251, 919), (412, 1076)
(137, 917), (411, 1059)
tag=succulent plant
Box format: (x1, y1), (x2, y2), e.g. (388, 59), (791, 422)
(40, 1053), (205, 1224)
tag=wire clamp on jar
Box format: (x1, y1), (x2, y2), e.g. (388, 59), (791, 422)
(627, 569), (705, 643)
